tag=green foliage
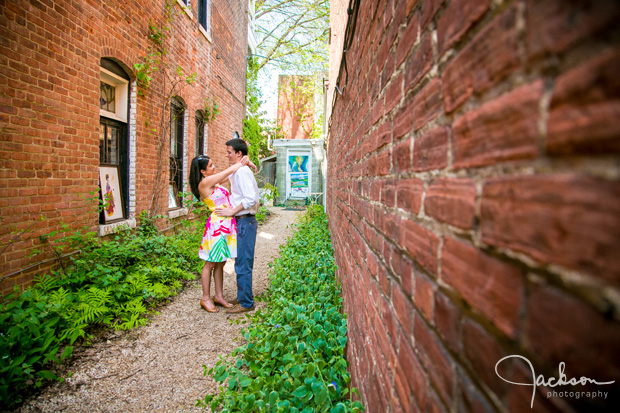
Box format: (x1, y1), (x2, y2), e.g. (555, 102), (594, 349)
(0, 217), (204, 410)
(248, 0), (328, 146)
(133, 1), (195, 96)
(203, 97), (220, 123)
(149, 20), (166, 45)
(253, 0), (329, 74)
(262, 184), (279, 203)
(137, 210), (164, 237)
(198, 206), (364, 412)
(255, 206), (271, 225)
(246, 56), (265, 116)
(310, 112), (324, 140)
(134, 53), (160, 92)
(243, 116), (271, 166)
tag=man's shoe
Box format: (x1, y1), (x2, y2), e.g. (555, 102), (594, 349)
(225, 304), (255, 314)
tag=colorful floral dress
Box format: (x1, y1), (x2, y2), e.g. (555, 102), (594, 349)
(199, 186), (237, 262)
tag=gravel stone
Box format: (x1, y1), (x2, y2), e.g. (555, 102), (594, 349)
(16, 207), (301, 413)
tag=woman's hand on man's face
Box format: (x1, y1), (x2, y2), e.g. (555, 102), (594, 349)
(240, 155), (258, 173)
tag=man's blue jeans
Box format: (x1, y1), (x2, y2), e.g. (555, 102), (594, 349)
(235, 215), (257, 308)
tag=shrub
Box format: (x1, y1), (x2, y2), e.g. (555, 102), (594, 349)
(198, 205), (364, 412)
(0, 217), (204, 409)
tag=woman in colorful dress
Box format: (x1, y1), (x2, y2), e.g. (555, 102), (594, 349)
(189, 154), (255, 313)
(104, 174), (115, 216)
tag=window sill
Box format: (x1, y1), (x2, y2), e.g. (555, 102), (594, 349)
(99, 218), (137, 237)
(199, 24), (212, 43)
(168, 207), (189, 219)
(176, 0), (194, 19)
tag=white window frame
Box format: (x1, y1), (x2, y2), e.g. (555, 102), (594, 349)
(198, 0), (212, 42)
(98, 70), (136, 236)
(100, 68), (128, 123)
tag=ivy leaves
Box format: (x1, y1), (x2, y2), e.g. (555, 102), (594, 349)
(198, 206), (364, 412)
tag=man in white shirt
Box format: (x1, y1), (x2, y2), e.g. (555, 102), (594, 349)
(215, 138), (259, 313)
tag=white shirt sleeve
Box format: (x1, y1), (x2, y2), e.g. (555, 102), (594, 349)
(233, 167), (258, 211)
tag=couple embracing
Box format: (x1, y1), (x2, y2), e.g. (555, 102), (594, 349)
(189, 139), (259, 314)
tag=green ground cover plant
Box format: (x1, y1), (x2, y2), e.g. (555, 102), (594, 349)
(255, 206), (271, 225)
(198, 205), (364, 412)
(0, 217), (204, 410)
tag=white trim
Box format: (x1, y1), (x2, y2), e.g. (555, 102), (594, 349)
(200, 0), (212, 42)
(99, 218), (137, 237)
(168, 207), (189, 219)
(100, 68), (128, 123)
(177, 0), (194, 19)
(183, 108), (189, 201)
(128, 79), (137, 218)
(199, 22), (212, 43)
(203, 117), (208, 154)
(273, 138), (324, 148)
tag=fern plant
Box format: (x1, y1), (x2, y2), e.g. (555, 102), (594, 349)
(0, 214), (204, 410)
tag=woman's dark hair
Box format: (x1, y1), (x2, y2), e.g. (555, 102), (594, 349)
(189, 155), (210, 200)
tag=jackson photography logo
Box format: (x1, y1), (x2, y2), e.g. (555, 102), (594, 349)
(495, 355), (615, 408)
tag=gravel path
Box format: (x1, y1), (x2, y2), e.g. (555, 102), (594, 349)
(16, 207), (302, 413)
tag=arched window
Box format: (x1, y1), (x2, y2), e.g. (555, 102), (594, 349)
(99, 58), (130, 224)
(170, 98), (185, 209)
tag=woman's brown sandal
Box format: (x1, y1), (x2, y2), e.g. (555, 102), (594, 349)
(212, 296), (234, 308)
(200, 299), (219, 313)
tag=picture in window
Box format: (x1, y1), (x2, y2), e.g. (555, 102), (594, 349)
(98, 165), (125, 222)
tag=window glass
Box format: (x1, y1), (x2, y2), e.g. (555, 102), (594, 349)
(198, 0), (208, 29)
(99, 121), (120, 164)
(195, 111), (205, 155)
(99, 123), (106, 162)
(170, 100), (185, 208)
(100, 82), (116, 113)
(110, 126), (118, 164)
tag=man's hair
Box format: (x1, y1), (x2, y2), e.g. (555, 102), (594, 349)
(226, 138), (248, 156)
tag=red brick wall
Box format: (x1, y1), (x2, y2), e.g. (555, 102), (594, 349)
(0, 0), (248, 292)
(210, 0), (249, 163)
(277, 75), (315, 139)
(327, 1), (620, 411)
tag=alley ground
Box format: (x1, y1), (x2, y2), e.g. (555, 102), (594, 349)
(16, 207), (302, 412)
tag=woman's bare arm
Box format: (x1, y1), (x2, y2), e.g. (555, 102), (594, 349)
(199, 158), (249, 198)
(214, 156), (255, 185)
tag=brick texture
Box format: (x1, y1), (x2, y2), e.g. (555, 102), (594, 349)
(276, 75), (315, 139)
(481, 174), (620, 282)
(452, 80), (542, 169)
(0, 0), (248, 291)
(547, 46), (620, 155)
(424, 177), (476, 229)
(327, 0), (620, 411)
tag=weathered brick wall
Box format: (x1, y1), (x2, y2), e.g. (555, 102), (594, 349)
(0, 0), (248, 292)
(327, 1), (620, 411)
